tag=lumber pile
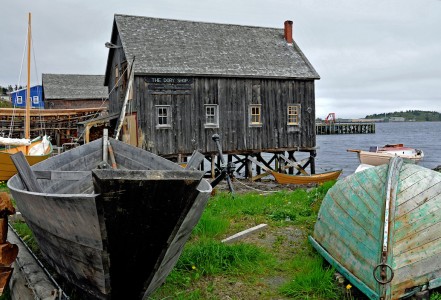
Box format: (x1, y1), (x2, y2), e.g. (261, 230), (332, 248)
(0, 192), (18, 295)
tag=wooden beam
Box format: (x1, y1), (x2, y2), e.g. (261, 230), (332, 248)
(33, 170), (91, 180)
(185, 150), (205, 171)
(0, 107), (106, 117)
(221, 224), (268, 244)
(279, 154), (309, 175)
(10, 152), (43, 193)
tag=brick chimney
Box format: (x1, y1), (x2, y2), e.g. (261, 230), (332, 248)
(284, 20), (293, 44)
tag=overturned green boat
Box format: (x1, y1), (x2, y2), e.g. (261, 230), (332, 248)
(310, 157), (441, 299)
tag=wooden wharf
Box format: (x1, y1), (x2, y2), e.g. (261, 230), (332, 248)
(315, 122), (375, 135)
(0, 107), (106, 146)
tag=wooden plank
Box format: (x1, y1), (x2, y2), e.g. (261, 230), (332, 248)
(279, 154), (309, 175)
(10, 152), (42, 193)
(251, 164), (293, 181)
(251, 171), (272, 181)
(51, 173), (93, 194)
(222, 224), (268, 243)
(247, 156), (273, 173)
(0, 243), (18, 266)
(33, 170), (91, 181)
(0, 107), (105, 116)
(0, 267), (12, 296)
(185, 150), (205, 171)
(0, 219), (7, 244)
(110, 138), (180, 170)
(0, 193), (15, 217)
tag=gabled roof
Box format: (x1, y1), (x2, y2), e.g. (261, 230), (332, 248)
(42, 74), (108, 100)
(10, 85), (42, 94)
(105, 15), (319, 83)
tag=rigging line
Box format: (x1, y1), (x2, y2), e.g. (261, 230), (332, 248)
(233, 179), (277, 194)
(31, 36), (46, 135)
(9, 30), (29, 139)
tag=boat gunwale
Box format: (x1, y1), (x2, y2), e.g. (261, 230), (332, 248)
(309, 236), (379, 300)
(8, 169), (213, 197)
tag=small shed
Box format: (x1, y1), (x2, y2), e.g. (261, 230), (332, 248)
(104, 15), (320, 176)
(42, 74), (108, 110)
(10, 85), (44, 109)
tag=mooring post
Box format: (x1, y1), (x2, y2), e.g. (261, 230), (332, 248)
(310, 150), (316, 174)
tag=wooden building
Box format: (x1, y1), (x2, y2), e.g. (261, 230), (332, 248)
(0, 107), (106, 146)
(10, 85), (44, 109)
(104, 15), (320, 176)
(42, 74), (108, 110)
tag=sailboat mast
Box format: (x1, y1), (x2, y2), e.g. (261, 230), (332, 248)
(25, 12), (31, 140)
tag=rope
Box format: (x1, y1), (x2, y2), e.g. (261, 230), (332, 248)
(9, 29), (29, 140)
(232, 178), (278, 194)
(31, 36), (47, 135)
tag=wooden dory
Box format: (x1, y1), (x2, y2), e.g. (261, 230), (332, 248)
(309, 157), (441, 299)
(270, 169), (341, 185)
(247, 156), (341, 184)
(7, 137), (212, 299)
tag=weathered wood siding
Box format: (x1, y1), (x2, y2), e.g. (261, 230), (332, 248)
(45, 99), (107, 109)
(107, 33), (128, 115)
(110, 76), (316, 156)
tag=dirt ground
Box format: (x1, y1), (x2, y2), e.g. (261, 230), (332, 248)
(211, 177), (314, 194)
(205, 179), (318, 300)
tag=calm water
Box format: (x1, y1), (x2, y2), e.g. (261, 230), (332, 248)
(315, 121), (441, 178)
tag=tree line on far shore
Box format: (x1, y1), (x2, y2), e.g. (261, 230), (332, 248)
(366, 110), (441, 122)
(0, 85), (24, 95)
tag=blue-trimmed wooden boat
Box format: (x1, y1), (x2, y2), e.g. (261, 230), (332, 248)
(310, 157), (441, 299)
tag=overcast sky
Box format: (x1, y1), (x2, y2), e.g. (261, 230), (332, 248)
(1, 0), (440, 118)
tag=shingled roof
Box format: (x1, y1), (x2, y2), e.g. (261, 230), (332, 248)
(42, 74), (108, 100)
(105, 15), (319, 82)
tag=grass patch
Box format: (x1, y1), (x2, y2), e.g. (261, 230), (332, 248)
(280, 253), (340, 299)
(0, 181), (8, 193)
(151, 181), (344, 299)
(11, 221), (39, 255)
(176, 240), (274, 276)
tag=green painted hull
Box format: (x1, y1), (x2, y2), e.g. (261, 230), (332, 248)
(311, 157), (441, 299)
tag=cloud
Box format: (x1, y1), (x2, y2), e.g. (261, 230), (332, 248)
(1, 0), (440, 118)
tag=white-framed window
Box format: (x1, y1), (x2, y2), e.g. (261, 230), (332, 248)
(33, 96), (39, 104)
(287, 104), (301, 125)
(249, 104), (262, 126)
(156, 105), (171, 128)
(204, 104), (219, 128)
(17, 96), (23, 104)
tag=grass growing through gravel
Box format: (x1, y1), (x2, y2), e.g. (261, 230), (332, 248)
(150, 181), (343, 300)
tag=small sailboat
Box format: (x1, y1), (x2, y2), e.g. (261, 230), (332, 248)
(310, 156), (441, 299)
(0, 13), (53, 180)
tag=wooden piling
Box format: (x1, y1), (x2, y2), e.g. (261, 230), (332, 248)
(316, 122), (375, 135)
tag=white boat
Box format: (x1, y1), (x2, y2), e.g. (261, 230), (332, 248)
(348, 144), (424, 166)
